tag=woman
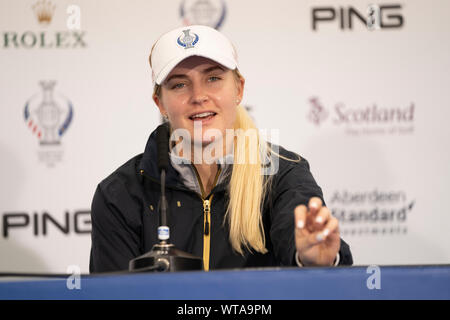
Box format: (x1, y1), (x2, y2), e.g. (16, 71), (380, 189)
(89, 25), (352, 273)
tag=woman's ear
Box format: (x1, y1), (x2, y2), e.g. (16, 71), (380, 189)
(237, 76), (245, 102)
(153, 93), (166, 117)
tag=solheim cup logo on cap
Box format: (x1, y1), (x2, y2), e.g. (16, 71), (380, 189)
(177, 29), (199, 49)
(24, 81), (74, 167)
(179, 0), (227, 30)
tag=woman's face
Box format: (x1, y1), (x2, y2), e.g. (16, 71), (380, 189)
(154, 56), (244, 148)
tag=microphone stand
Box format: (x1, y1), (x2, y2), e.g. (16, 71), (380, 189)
(129, 125), (203, 272)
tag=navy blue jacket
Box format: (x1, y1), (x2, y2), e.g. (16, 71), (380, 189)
(89, 126), (353, 273)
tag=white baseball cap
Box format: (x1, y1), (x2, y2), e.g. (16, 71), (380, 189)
(150, 25), (238, 85)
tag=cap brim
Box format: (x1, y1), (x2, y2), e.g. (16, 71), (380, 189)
(155, 51), (237, 85)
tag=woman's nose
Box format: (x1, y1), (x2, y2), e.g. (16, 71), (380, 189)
(190, 83), (209, 105)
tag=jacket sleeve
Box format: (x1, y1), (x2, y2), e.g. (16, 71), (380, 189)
(89, 179), (142, 273)
(269, 157), (353, 266)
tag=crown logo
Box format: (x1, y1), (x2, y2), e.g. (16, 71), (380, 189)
(32, 0), (55, 25)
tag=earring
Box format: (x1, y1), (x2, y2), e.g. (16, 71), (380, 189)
(162, 114), (169, 122)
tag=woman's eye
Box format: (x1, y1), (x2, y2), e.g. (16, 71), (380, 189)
(208, 76), (221, 82)
(171, 83), (185, 89)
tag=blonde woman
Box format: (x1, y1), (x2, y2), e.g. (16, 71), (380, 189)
(89, 25), (352, 272)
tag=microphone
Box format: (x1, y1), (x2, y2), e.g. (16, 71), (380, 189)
(156, 123), (169, 172)
(156, 124), (169, 238)
(129, 123), (203, 272)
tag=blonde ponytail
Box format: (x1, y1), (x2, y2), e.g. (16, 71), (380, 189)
(226, 105), (270, 255)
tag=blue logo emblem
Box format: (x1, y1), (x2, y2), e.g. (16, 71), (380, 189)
(24, 81), (73, 145)
(24, 81), (74, 167)
(177, 29), (199, 49)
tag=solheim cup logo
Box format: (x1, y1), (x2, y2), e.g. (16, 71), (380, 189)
(24, 81), (73, 166)
(180, 0), (227, 30)
(177, 29), (199, 49)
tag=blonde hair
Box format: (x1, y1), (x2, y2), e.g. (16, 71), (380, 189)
(153, 69), (294, 255)
(226, 104), (270, 254)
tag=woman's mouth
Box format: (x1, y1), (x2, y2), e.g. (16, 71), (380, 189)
(189, 112), (217, 122)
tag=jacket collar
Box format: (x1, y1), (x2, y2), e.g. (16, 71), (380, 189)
(138, 123), (184, 188)
(138, 123), (231, 193)
(170, 152), (233, 196)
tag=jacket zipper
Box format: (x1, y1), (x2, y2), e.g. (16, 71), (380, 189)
(191, 165), (222, 272)
(202, 198), (212, 271)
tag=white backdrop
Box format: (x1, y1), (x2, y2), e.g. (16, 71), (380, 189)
(1, 0), (449, 273)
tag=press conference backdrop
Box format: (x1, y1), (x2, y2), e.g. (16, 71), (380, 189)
(0, 0), (449, 273)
